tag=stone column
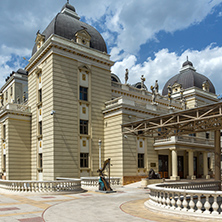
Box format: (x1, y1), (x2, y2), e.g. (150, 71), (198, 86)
(170, 148), (180, 180)
(214, 130), (221, 182)
(168, 150), (172, 178)
(203, 152), (210, 179)
(187, 150), (196, 180)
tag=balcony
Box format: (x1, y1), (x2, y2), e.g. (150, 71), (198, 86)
(0, 103), (31, 114)
(154, 135), (214, 150)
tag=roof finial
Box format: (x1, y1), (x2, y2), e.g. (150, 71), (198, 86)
(67, 0), (69, 4)
(187, 56), (188, 61)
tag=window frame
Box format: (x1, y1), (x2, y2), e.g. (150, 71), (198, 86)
(79, 86), (88, 101)
(39, 121), (42, 136)
(38, 89), (42, 103)
(80, 153), (89, 168)
(138, 153), (144, 168)
(80, 120), (88, 135)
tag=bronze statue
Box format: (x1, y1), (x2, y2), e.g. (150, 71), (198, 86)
(148, 169), (160, 179)
(97, 158), (112, 191)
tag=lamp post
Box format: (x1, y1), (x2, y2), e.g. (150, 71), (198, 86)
(98, 140), (102, 169)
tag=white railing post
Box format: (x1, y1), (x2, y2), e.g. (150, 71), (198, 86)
(203, 194), (211, 214)
(182, 191), (188, 211)
(212, 194), (219, 215)
(188, 193), (195, 212)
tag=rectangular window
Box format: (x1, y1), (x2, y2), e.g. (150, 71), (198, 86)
(38, 89), (42, 103)
(138, 153), (144, 168)
(3, 155), (6, 171)
(80, 120), (88, 134)
(79, 87), (88, 101)
(80, 153), (89, 168)
(189, 133), (196, 137)
(39, 121), (42, 135)
(206, 132), (210, 139)
(10, 87), (13, 96)
(39, 153), (43, 168)
(3, 125), (6, 139)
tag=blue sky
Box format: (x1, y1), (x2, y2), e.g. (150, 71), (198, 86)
(1, 0), (222, 95)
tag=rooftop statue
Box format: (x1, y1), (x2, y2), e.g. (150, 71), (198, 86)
(141, 75), (146, 89)
(155, 80), (159, 94)
(125, 69), (129, 84)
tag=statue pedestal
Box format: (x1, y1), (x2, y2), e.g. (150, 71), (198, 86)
(151, 102), (158, 111)
(168, 106), (175, 113)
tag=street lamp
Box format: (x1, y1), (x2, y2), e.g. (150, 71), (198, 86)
(98, 140), (102, 169)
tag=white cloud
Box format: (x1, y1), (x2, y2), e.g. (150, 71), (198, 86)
(111, 45), (222, 95)
(106, 0), (222, 56)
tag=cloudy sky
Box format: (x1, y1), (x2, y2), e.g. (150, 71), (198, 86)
(1, 0), (222, 95)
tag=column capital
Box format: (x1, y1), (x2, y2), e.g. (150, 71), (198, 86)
(169, 147), (177, 151)
(187, 149), (194, 153)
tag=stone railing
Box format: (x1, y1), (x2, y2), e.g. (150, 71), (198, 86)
(146, 181), (222, 218)
(0, 179), (82, 193)
(81, 177), (121, 189)
(155, 136), (214, 146)
(1, 103), (31, 113)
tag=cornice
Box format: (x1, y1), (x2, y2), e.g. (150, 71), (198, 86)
(26, 34), (114, 71)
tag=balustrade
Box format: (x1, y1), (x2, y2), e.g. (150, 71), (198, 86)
(81, 177), (121, 188)
(0, 179), (82, 193)
(146, 181), (222, 217)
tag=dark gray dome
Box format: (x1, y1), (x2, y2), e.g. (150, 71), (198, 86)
(162, 62), (216, 95)
(32, 4), (107, 55)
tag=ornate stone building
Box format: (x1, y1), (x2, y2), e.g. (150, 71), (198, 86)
(0, 3), (219, 184)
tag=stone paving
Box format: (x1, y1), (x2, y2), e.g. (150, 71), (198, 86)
(0, 182), (221, 221)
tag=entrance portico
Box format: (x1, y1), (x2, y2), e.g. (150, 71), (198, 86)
(122, 101), (222, 184)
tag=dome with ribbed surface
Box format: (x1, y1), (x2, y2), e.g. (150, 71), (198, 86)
(162, 60), (216, 95)
(32, 3), (107, 55)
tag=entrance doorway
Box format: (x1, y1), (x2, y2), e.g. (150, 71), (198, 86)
(178, 156), (184, 178)
(158, 155), (168, 178)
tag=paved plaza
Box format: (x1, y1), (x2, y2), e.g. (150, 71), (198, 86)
(0, 182), (221, 222)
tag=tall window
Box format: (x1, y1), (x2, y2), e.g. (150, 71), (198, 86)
(10, 87), (13, 96)
(80, 120), (88, 134)
(80, 153), (89, 168)
(3, 155), (6, 171)
(80, 87), (88, 101)
(39, 121), (42, 135)
(138, 154), (144, 168)
(3, 125), (6, 139)
(206, 132), (210, 139)
(39, 153), (43, 168)
(38, 89), (42, 103)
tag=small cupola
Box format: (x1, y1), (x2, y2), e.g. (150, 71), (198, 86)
(61, 1), (80, 20)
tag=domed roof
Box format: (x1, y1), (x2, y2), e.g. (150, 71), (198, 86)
(162, 60), (215, 95)
(32, 3), (107, 55)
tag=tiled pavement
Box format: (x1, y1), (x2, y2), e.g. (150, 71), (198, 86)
(0, 183), (221, 222)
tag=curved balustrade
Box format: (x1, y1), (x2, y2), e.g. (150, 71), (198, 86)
(146, 181), (222, 218)
(0, 179), (82, 193)
(81, 177), (121, 188)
